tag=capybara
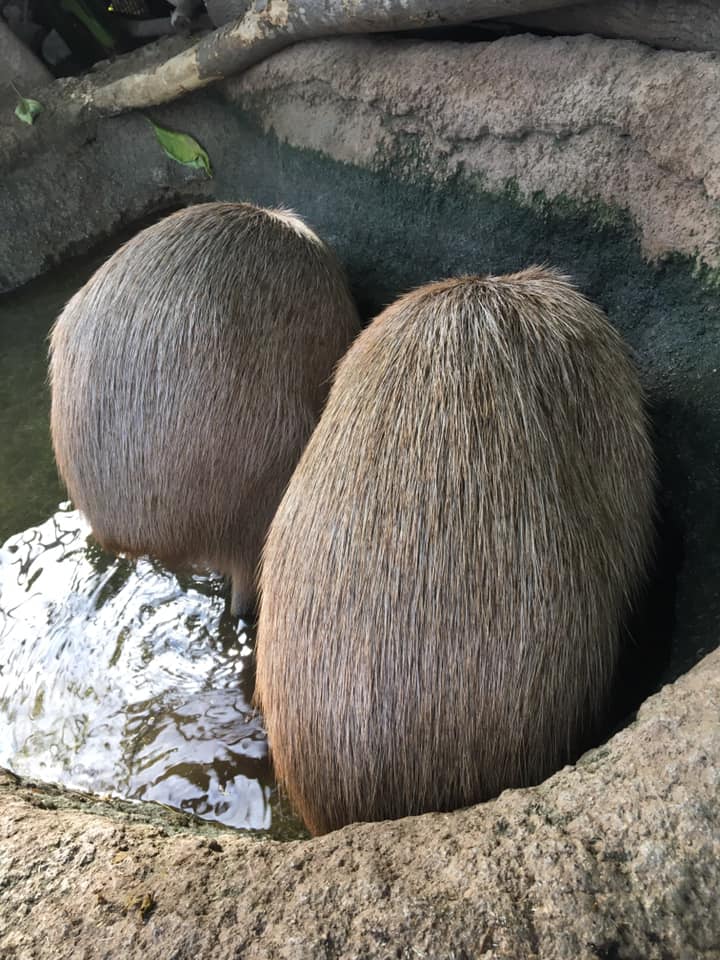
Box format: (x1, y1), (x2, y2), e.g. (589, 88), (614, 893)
(49, 202), (360, 616)
(256, 267), (655, 835)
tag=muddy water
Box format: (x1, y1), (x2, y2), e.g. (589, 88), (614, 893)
(0, 249), (304, 839)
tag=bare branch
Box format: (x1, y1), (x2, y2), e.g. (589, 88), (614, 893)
(79, 0), (593, 116)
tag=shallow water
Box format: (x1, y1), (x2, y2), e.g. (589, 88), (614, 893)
(0, 249), (304, 839)
(0, 261), (74, 541)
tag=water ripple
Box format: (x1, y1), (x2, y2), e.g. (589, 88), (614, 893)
(0, 504), (303, 837)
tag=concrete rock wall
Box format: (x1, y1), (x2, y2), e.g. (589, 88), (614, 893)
(226, 34), (720, 269)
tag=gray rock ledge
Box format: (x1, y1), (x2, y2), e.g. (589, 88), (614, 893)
(1, 645), (718, 960)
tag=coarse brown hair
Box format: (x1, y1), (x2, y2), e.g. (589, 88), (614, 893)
(50, 201), (360, 614)
(256, 266), (656, 834)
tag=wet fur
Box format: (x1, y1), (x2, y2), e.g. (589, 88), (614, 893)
(256, 267), (656, 835)
(49, 202), (360, 614)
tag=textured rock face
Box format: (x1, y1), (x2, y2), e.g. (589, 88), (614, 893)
(1, 646), (718, 959)
(227, 34), (720, 269)
(0, 33), (207, 293)
(3, 33), (720, 289)
(502, 0), (720, 54)
(0, 19), (51, 90)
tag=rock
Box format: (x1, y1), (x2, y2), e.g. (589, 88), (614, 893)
(501, 0), (720, 55)
(0, 33), (208, 293)
(227, 34), (720, 270)
(1, 646), (718, 959)
(3, 31), (720, 276)
(39, 29), (72, 70)
(0, 17), (51, 91)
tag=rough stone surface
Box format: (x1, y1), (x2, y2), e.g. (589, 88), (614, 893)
(1, 646), (718, 959)
(227, 34), (720, 269)
(502, 0), (720, 54)
(0, 33), (207, 292)
(3, 34), (720, 289)
(0, 18), (52, 90)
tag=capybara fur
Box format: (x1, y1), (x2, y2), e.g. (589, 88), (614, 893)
(256, 267), (656, 835)
(49, 202), (360, 616)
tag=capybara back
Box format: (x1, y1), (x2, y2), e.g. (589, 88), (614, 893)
(50, 202), (360, 614)
(256, 267), (655, 834)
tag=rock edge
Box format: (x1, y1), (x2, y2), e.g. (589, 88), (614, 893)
(1, 646), (718, 959)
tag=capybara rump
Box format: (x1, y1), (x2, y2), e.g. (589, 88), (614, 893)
(256, 267), (655, 834)
(50, 202), (360, 615)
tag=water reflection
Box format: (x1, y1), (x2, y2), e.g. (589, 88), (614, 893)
(0, 504), (302, 837)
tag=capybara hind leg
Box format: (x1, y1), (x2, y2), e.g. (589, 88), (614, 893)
(230, 568), (255, 620)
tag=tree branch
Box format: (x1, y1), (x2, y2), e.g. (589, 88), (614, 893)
(76, 0), (594, 116)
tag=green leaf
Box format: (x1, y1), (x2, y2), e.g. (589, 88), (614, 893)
(14, 97), (43, 125)
(146, 118), (213, 177)
(61, 0), (115, 50)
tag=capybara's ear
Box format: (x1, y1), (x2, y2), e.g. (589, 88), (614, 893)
(256, 267), (655, 836)
(48, 201), (360, 608)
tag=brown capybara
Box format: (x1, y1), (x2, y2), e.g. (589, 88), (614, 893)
(256, 267), (656, 835)
(49, 202), (360, 616)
